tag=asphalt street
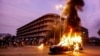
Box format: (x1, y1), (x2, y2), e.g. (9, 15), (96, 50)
(0, 45), (100, 56)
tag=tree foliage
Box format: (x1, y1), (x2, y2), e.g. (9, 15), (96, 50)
(98, 29), (100, 36)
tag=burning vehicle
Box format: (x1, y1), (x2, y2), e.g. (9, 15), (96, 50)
(49, 0), (85, 53)
(50, 45), (83, 53)
(49, 34), (83, 53)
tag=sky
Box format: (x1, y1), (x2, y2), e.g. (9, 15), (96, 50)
(0, 0), (100, 37)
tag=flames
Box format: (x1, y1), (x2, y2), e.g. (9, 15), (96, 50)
(58, 28), (82, 51)
(57, 0), (84, 51)
(38, 43), (44, 50)
(38, 0), (84, 52)
(38, 29), (83, 51)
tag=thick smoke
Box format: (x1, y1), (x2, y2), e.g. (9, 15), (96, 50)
(63, 0), (84, 34)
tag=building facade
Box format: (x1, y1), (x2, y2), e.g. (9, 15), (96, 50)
(17, 13), (89, 45)
(81, 27), (89, 44)
(17, 13), (61, 45)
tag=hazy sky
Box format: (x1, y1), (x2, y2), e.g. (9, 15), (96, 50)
(0, 0), (100, 37)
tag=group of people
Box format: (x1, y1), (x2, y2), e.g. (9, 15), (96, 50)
(0, 37), (39, 48)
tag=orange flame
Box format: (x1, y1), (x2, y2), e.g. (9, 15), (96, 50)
(58, 29), (82, 51)
(38, 44), (44, 50)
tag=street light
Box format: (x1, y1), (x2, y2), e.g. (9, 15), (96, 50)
(56, 4), (64, 11)
(55, 4), (65, 44)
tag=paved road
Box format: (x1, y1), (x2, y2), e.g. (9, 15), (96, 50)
(0, 45), (100, 56)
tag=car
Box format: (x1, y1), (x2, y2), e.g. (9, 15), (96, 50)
(49, 44), (83, 53)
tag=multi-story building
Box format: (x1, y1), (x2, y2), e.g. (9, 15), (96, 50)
(17, 13), (89, 45)
(17, 13), (61, 45)
(81, 27), (89, 44)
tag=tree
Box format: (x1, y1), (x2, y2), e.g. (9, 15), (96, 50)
(98, 29), (100, 36)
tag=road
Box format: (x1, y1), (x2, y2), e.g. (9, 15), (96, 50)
(0, 45), (100, 56)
